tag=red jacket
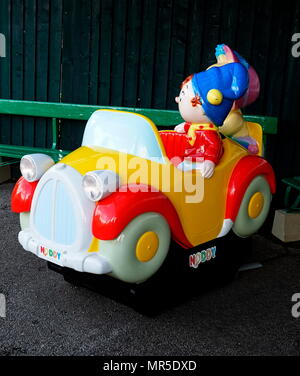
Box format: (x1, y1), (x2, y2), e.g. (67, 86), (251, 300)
(183, 122), (224, 165)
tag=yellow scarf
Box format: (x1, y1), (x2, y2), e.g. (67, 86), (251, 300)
(187, 123), (218, 146)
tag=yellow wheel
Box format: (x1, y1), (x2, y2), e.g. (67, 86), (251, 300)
(248, 192), (264, 219)
(136, 232), (159, 262)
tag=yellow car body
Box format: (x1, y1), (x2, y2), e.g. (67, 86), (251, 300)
(61, 110), (255, 247)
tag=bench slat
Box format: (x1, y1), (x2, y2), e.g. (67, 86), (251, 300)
(0, 99), (278, 133)
(0, 99), (182, 126)
(0, 144), (69, 161)
(0, 100), (278, 163)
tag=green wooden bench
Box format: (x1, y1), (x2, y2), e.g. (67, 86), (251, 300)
(0, 99), (278, 166)
(282, 176), (300, 212)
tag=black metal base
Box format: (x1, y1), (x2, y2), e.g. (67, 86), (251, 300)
(48, 232), (252, 315)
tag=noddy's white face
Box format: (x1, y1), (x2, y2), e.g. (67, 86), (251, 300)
(175, 81), (210, 123)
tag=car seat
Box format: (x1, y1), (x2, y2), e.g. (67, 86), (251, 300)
(159, 131), (190, 166)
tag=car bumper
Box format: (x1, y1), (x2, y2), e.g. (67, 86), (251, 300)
(18, 229), (112, 275)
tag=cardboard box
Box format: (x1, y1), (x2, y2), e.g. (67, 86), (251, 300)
(272, 209), (300, 243)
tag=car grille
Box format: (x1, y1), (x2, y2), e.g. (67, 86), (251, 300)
(33, 178), (76, 246)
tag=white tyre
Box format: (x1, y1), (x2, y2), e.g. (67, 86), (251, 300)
(99, 212), (171, 284)
(20, 212), (30, 231)
(233, 175), (272, 238)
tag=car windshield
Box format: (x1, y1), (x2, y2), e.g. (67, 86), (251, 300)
(82, 110), (166, 163)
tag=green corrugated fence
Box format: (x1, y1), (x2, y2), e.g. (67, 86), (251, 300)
(0, 0), (300, 178)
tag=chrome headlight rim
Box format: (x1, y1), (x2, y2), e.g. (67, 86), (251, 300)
(82, 172), (103, 202)
(20, 154), (55, 183)
(82, 170), (120, 202)
(20, 155), (37, 182)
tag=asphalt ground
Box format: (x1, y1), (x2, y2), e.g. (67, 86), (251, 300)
(0, 181), (300, 356)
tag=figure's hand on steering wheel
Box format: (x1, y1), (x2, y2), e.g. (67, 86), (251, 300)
(201, 160), (215, 179)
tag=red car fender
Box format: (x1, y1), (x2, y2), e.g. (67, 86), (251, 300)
(11, 177), (39, 213)
(92, 184), (193, 249)
(225, 156), (276, 221)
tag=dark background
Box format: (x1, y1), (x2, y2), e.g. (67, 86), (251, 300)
(0, 0), (300, 191)
(1, 2), (300, 356)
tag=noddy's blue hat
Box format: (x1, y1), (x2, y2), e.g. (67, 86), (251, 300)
(192, 62), (249, 126)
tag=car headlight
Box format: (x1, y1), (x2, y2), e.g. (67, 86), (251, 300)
(20, 154), (55, 182)
(82, 170), (121, 202)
